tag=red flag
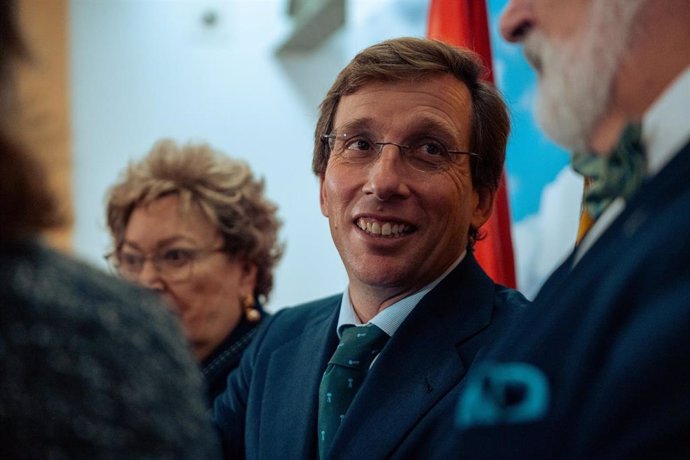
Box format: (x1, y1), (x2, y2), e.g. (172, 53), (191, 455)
(427, 0), (517, 288)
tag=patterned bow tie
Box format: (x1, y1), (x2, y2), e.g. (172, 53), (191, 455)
(573, 124), (646, 243)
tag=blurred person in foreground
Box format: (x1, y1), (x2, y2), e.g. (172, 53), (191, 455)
(213, 37), (528, 459)
(0, 2), (219, 458)
(105, 139), (283, 404)
(455, 0), (690, 458)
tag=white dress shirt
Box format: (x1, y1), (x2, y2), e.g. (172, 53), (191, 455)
(336, 251), (466, 338)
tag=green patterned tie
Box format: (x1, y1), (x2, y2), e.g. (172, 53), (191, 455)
(572, 124), (646, 242)
(317, 324), (388, 459)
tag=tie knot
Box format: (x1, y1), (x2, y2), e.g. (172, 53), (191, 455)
(329, 324), (388, 370)
(572, 123), (646, 220)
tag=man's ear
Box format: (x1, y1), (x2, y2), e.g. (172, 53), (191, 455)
(471, 186), (496, 230)
(319, 174), (329, 218)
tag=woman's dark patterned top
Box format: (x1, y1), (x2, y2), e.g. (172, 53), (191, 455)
(202, 306), (265, 406)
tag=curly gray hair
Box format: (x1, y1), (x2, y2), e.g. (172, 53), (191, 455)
(105, 139), (283, 300)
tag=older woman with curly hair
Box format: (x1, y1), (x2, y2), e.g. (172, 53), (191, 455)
(105, 139), (283, 404)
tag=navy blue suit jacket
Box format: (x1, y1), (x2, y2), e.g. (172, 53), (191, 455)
(455, 142), (690, 459)
(214, 253), (527, 459)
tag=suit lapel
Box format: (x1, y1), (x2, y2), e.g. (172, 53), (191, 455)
(537, 143), (690, 301)
(526, 141), (690, 354)
(258, 297), (340, 460)
(331, 254), (496, 459)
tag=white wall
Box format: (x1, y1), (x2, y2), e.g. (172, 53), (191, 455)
(69, 0), (427, 311)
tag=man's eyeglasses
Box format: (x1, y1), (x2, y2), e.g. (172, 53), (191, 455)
(104, 246), (226, 283)
(322, 132), (478, 173)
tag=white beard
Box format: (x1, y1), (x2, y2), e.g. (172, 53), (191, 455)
(524, 0), (644, 152)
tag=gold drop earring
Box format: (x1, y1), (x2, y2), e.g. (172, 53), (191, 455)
(242, 293), (260, 322)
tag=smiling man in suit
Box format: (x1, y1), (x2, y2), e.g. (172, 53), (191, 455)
(213, 37), (528, 459)
(455, 0), (690, 458)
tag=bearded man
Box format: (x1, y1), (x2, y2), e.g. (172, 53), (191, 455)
(454, 1), (690, 458)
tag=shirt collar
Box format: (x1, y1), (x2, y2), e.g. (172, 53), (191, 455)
(336, 251), (466, 338)
(642, 65), (690, 176)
